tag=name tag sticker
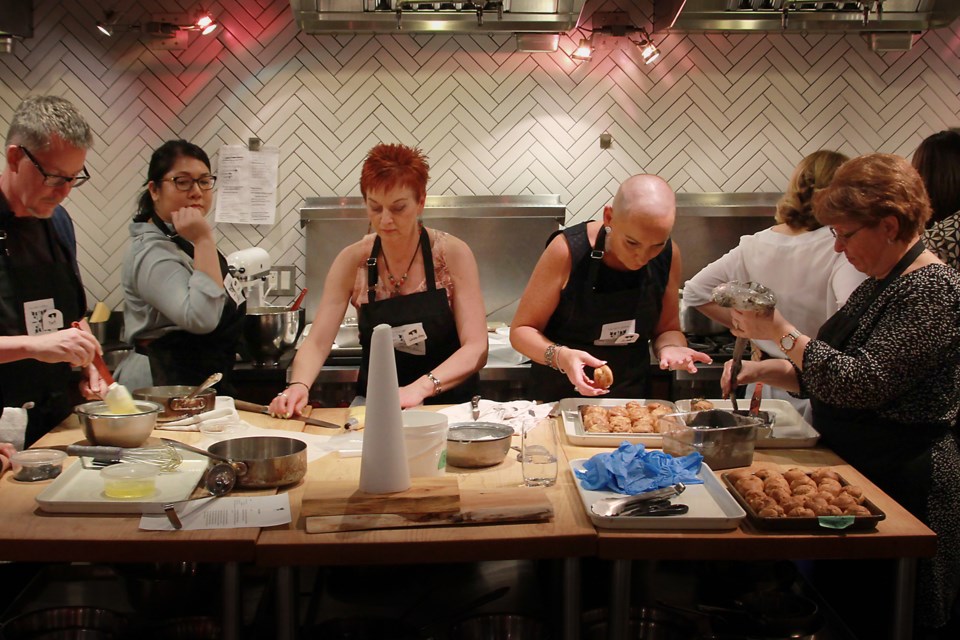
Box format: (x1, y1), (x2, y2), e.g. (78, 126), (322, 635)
(224, 273), (245, 306)
(392, 323), (427, 356)
(594, 320), (637, 346)
(24, 298), (61, 336)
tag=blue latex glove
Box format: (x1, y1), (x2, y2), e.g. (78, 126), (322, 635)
(575, 441), (704, 495)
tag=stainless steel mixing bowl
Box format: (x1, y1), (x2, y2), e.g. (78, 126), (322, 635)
(74, 400), (162, 448)
(241, 306), (306, 366)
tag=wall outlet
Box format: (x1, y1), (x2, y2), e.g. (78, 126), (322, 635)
(268, 266), (297, 297)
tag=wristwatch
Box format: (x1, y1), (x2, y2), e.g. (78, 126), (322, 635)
(779, 330), (802, 352)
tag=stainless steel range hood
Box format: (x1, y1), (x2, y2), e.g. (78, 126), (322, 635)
(655, 1), (960, 35)
(291, 0), (587, 34)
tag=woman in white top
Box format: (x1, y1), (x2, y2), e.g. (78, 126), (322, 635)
(682, 150), (865, 420)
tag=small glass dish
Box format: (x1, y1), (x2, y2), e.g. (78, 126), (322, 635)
(100, 463), (158, 499)
(199, 420), (247, 435)
(10, 449), (67, 482)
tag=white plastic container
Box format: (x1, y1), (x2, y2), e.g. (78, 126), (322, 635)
(100, 463), (158, 499)
(402, 410), (449, 477)
(10, 449), (66, 482)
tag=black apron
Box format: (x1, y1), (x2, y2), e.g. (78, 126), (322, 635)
(356, 229), (478, 405)
(137, 213), (245, 394)
(529, 223), (672, 402)
(810, 240), (946, 518)
(0, 203), (86, 447)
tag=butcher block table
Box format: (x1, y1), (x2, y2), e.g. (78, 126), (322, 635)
(561, 439), (937, 640)
(0, 410), (302, 640)
(255, 406), (598, 640)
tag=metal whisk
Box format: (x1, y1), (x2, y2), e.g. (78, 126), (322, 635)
(67, 443), (183, 472)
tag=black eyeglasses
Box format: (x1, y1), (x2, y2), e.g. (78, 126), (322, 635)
(828, 225), (866, 243)
(18, 145), (90, 188)
(162, 175), (217, 191)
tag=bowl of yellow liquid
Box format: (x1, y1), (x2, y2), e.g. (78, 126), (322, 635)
(101, 463), (159, 499)
(75, 400), (161, 448)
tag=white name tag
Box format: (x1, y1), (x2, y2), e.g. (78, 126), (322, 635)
(594, 319), (639, 346)
(224, 273), (246, 307)
(392, 322), (427, 356)
(23, 298), (63, 336)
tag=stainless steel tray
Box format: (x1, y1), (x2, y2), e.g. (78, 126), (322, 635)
(571, 459), (745, 530)
(559, 397), (678, 447)
(35, 454), (208, 515)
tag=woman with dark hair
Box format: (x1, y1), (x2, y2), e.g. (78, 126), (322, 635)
(913, 129), (960, 269)
(683, 150), (863, 420)
(725, 153), (960, 636)
(115, 140), (244, 391)
(269, 143), (487, 415)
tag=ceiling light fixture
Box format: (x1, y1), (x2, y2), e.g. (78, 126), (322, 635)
(94, 10), (219, 40)
(571, 37), (594, 61)
(632, 29), (661, 65)
(570, 17), (661, 66)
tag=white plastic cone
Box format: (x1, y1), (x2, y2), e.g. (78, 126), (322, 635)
(359, 323), (411, 494)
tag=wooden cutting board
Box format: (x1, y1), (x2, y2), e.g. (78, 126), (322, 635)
(301, 477), (553, 534)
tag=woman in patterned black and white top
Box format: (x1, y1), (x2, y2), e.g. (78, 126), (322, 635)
(723, 153), (960, 636)
(913, 130), (960, 271)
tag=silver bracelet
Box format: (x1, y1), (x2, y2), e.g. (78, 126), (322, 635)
(426, 371), (442, 396)
(544, 343), (563, 370)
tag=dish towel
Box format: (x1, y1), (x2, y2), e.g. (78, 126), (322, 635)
(439, 400), (555, 434)
(156, 397), (241, 432)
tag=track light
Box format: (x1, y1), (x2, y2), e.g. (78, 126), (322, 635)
(632, 28), (660, 65)
(571, 37), (593, 61)
(94, 10), (219, 39)
(195, 12), (218, 35)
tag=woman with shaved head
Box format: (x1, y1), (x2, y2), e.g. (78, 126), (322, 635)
(511, 174), (710, 401)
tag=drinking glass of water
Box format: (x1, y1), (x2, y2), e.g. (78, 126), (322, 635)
(521, 418), (558, 487)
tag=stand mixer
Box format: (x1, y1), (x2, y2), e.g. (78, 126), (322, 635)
(226, 248), (272, 308)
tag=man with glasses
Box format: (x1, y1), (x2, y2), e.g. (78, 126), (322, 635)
(0, 95), (105, 448)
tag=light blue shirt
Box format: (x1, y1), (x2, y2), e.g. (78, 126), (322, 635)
(115, 219), (227, 388)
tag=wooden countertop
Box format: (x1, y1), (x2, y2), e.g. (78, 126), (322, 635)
(255, 407), (598, 566)
(561, 437), (937, 562)
(0, 406), (936, 568)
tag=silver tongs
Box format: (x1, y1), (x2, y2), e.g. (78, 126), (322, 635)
(591, 483), (686, 517)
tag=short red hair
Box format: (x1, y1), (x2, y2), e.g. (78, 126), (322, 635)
(359, 143), (430, 202)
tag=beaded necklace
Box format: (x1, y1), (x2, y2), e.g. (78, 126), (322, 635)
(381, 229), (421, 293)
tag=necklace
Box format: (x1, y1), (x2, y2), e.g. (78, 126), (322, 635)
(381, 239), (420, 293)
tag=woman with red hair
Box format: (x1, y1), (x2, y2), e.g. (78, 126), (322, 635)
(270, 143), (487, 412)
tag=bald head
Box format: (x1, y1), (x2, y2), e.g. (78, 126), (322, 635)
(611, 174), (676, 224)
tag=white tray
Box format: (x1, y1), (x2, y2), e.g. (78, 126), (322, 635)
(674, 399), (820, 448)
(571, 459), (745, 530)
(36, 456), (208, 515)
(559, 397), (677, 447)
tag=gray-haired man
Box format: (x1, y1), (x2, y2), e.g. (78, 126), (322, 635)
(0, 95), (106, 448)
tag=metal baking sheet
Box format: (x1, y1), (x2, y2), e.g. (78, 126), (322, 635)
(571, 459), (745, 530)
(721, 471), (885, 531)
(560, 397), (678, 447)
(35, 454), (208, 515)
(674, 399), (820, 448)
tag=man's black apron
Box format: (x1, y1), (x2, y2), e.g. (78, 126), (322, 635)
(0, 204), (86, 447)
(811, 240), (947, 518)
(356, 229), (478, 405)
(136, 213), (245, 394)
(529, 223), (672, 402)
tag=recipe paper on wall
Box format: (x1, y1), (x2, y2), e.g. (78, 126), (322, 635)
(214, 145), (279, 225)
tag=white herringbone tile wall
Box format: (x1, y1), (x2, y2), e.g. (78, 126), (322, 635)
(1, 0), (958, 309)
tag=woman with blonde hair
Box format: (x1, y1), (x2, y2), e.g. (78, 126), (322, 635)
(683, 150), (864, 419)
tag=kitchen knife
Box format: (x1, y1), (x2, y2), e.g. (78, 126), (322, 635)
(728, 337), (748, 412)
(234, 399), (341, 429)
